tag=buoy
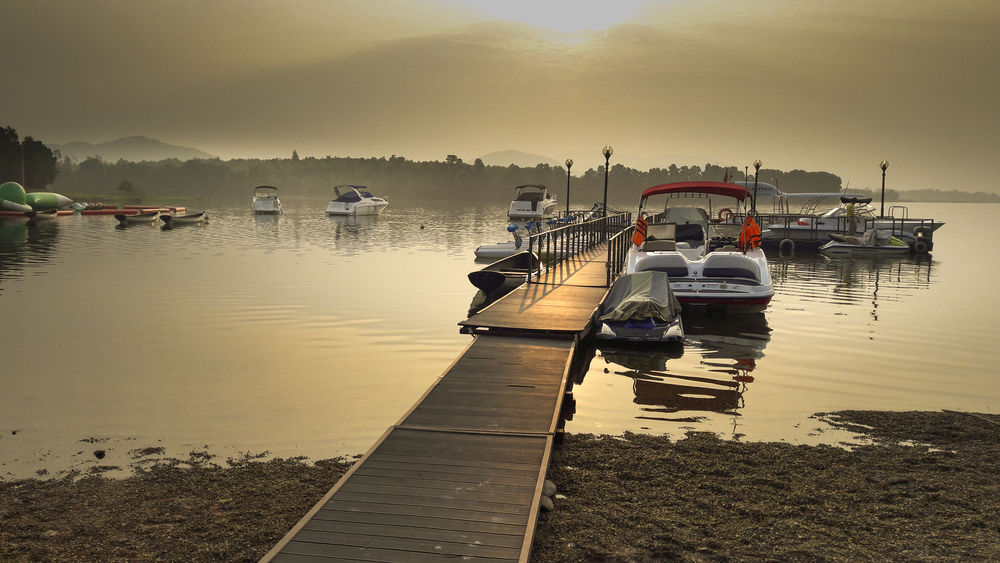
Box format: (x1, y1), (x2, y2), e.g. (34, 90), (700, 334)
(718, 208), (734, 221)
(779, 239), (795, 252)
(507, 224), (518, 233)
(914, 241), (928, 253)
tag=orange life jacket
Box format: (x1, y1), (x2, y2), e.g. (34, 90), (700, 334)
(632, 216), (648, 246)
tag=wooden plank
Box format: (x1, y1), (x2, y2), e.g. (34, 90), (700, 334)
(297, 521), (525, 548)
(305, 511), (524, 536)
(314, 501), (528, 525)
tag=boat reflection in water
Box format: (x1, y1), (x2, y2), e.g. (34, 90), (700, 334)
(596, 313), (770, 427)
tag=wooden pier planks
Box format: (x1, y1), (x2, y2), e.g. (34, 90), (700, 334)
(268, 428), (551, 563)
(261, 336), (577, 563)
(399, 336), (574, 434)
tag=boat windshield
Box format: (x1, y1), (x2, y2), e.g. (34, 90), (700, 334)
(513, 185), (549, 202)
(333, 186), (375, 202)
(254, 187), (278, 198)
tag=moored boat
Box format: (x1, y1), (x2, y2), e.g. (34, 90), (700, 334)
(114, 210), (160, 225)
(596, 271), (685, 343)
(325, 185), (388, 215)
(251, 186), (282, 214)
(624, 182), (774, 314)
(507, 184), (558, 219)
(818, 229), (910, 255)
(160, 211), (208, 226)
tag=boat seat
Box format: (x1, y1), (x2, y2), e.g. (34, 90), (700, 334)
(701, 253), (760, 282)
(642, 239), (676, 252)
(635, 254), (690, 278)
(675, 242), (690, 249)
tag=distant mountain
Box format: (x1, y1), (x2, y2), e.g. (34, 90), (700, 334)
(51, 136), (216, 163)
(479, 150), (562, 168)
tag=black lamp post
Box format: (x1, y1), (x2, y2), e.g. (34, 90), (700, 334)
(879, 160), (888, 218)
(565, 158), (573, 216)
(602, 145), (613, 215)
(752, 159), (761, 215)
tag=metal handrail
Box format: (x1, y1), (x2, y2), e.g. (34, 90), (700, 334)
(526, 213), (632, 284)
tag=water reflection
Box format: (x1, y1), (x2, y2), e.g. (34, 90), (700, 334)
(590, 312), (770, 434)
(0, 218), (60, 295)
(769, 251), (934, 307)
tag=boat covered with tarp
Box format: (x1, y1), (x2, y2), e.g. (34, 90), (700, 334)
(597, 271), (684, 343)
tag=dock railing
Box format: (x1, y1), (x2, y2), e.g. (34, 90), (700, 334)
(526, 213), (632, 285)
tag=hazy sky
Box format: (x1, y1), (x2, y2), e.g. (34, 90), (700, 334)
(3, 0), (998, 193)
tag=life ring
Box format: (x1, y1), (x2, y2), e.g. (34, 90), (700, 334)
(718, 208), (734, 221)
(914, 241), (928, 253)
(779, 239), (795, 252)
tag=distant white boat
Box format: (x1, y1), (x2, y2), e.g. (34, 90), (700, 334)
(251, 186), (282, 214)
(325, 185), (388, 216)
(507, 184), (558, 219)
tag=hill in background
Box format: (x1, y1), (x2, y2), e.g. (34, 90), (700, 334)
(478, 150), (562, 168)
(51, 136), (216, 163)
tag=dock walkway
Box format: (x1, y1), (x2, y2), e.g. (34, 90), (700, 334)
(260, 245), (612, 563)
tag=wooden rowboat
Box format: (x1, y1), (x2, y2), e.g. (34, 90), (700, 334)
(114, 211), (159, 225)
(160, 211), (208, 227)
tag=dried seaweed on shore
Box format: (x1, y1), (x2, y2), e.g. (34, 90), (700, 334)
(531, 410), (1000, 563)
(0, 453), (354, 562)
(1, 411), (997, 563)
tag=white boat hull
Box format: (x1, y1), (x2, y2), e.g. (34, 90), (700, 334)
(325, 201), (387, 215)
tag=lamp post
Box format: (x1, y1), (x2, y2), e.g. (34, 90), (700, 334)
(879, 160), (888, 218)
(602, 145), (613, 216)
(752, 159), (761, 216)
(565, 158), (573, 216)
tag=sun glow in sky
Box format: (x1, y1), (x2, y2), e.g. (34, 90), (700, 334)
(458, 0), (646, 32)
(3, 0), (999, 194)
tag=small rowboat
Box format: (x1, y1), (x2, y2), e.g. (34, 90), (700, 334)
(114, 211), (160, 225)
(160, 211), (208, 227)
(25, 209), (59, 225)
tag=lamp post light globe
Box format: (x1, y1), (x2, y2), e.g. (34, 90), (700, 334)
(565, 159), (573, 215)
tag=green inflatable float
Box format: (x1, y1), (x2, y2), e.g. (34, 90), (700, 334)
(0, 182), (33, 213)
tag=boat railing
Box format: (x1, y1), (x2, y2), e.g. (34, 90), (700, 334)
(734, 210), (940, 242)
(526, 212), (633, 285)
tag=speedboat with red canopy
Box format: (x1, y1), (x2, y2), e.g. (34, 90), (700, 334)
(623, 181), (774, 314)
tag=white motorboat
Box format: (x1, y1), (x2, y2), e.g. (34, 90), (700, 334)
(818, 229), (911, 255)
(596, 271), (685, 343)
(623, 182), (774, 314)
(325, 185), (388, 216)
(770, 197), (944, 241)
(507, 184), (558, 219)
(251, 186), (282, 214)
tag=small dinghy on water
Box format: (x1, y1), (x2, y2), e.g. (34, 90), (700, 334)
(114, 211), (160, 225)
(819, 228), (910, 255)
(160, 211), (208, 227)
(24, 209), (58, 225)
(466, 251), (541, 315)
(596, 271), (685, 343)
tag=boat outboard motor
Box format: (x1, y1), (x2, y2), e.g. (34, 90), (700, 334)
(913, 226), (933, 253)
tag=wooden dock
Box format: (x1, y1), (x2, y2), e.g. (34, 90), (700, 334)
(260, 245), (612, 563)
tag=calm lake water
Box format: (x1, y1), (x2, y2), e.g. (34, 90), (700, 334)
(1, 199), (997, 481)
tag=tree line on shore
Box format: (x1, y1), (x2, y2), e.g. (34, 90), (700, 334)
(6, 127), (999, 205)
(49, 152), (864, 206)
